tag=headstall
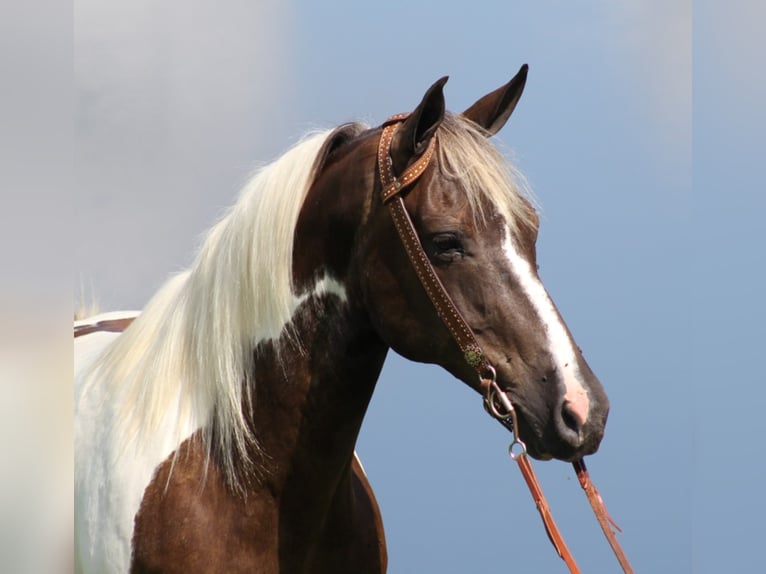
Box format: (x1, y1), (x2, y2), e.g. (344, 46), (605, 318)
(377, 114), (633, 573)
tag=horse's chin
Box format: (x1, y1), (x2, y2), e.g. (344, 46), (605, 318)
(525, 438), (601, 463)
(513, 423), (578, 462)
(521, 440), (555, 461)
(526, 445), (575, 463)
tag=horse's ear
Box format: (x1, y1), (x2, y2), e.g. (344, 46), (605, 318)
(390, 76), (448, 175)
(462, 64), (528, 136)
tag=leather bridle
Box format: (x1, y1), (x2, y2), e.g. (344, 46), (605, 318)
(377, 115), (633, 573)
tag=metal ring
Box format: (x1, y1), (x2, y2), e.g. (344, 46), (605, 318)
(482, 374), (528, 455)
(481, 365), (497, 389)
(508, 438), (528, 460)
(486, 380), (514, 422)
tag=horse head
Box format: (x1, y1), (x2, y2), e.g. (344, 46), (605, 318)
(298, 66), (609, 462)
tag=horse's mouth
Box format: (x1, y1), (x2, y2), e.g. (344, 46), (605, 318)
(503, 407), (550, 460)
(485, 379), (604, 462)
(524, 437), (581, 462)
(510, 405), (597, 462)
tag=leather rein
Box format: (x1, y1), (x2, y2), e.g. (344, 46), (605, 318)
(74, 317), (135, 338)
(377, 115), (633, 573)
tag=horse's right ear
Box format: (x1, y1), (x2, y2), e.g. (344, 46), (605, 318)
(389, 76), (448, 176)
(462, 64), (528, 136)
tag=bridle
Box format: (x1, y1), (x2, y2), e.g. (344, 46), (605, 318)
(377, 115), (634, 573)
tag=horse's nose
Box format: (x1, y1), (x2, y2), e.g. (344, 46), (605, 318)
(554, 397), (586, 449)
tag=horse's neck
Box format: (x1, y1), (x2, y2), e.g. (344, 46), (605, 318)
(243, 294), (386, 568)
(250, 294), (387, 493)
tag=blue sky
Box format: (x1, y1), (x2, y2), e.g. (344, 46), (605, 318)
(67, 1), (765, 572)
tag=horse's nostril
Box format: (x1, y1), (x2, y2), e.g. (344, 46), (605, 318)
(556, 399), (585, 448)
(561, 401), (582, 434)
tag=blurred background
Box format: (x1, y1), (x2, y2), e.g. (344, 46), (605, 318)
(3, 1), (765, 572)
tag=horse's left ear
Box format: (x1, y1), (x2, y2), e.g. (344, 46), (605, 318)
(390, 76), (448, 175)
(462, 64), (528, 136)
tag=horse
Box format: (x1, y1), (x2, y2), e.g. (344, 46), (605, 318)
(74, 64), (609, 573)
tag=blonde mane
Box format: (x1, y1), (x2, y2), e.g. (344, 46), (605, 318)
(437, 113), (537, 234)
(80, 114), (535, 490)
(82, 129), (336, 488)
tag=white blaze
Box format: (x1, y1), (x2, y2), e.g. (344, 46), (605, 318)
(501, 229), (590, 426)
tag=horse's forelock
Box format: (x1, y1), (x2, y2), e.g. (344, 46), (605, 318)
(436, 114), (538, 235)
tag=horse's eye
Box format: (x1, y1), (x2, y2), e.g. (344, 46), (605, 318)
(429, 233), (464, 263)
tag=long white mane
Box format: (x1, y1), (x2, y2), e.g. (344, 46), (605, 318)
(80, 129), (336, 486)
(79, 114), (536, 490)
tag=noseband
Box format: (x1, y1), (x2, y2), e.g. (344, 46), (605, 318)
(376, 115), (633, 574)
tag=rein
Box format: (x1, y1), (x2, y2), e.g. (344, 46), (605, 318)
(74, 317), (135, 338)
(377, 115), (633, 573)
